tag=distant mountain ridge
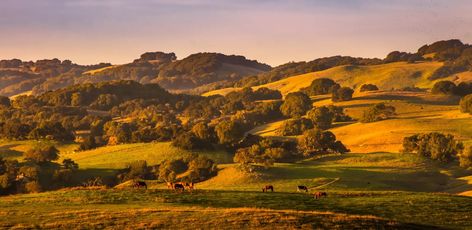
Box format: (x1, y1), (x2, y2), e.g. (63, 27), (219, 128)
(1, 39), (471, 97)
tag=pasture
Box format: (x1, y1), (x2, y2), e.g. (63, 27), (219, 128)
(0, 188), (471, 229)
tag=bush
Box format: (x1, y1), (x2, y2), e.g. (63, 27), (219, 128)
(280, 92), (312, 118)
(276, 118), (313, 136)
(460, 94), (472, 114)
(307, 106), (334, 130)
(332, 86), (354, 102)
(359, 84), (379, 92)
(24, 143), (59, 164)
(298, 128), (349, 157)
(402, 132), (463, 163)
(360, 103), (396, 123)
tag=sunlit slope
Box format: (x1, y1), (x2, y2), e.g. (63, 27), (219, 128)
(197, 152), (472, 194)
(204, 61), (445, 96)
(59, 142), (231, 169)
(249, 91), (472, 153)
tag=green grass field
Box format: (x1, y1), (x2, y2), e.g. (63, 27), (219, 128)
(1, 188), (471, 229)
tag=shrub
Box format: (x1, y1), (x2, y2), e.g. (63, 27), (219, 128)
(360, 103), (396, 123)
(460, 94), (472, 114)
(298, 128), (349, 157)
(332, 86), (354, 102)
(402, 132), (463, 163)
(359, 84), (379, 92)
(276, 118), (313, 136)
(307, 106), (334, 130)
(280, 92), (312, 118)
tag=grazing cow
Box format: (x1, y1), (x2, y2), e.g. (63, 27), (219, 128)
(262, 185), (274, 192)
(134, 181), (147, 189)
(184, 182), (194, 190)
(297, 185), (308, 192)
(313, 191), (327, 199)
(173, 183), (185, 192)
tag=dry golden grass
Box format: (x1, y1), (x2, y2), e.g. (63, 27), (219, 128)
(204, 61), (445, 96)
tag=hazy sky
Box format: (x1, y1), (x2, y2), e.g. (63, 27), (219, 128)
(1, 0), (471, 66)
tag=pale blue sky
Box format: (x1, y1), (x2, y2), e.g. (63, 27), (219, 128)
(0, 0), (471, 66)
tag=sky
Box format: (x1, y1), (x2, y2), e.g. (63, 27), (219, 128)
(0, 0), (471, 66)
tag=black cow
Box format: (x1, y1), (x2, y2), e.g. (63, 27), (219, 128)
(297, 185), (308, 192)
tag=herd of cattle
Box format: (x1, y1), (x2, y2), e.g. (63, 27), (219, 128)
(133, 181), (327, 199)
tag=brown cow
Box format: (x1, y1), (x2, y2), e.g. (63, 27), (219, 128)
(134, 181), (147, 189)
(313, 191), (327, 199)
(262, 185), (274, 192)
(184, 182), (194, 190)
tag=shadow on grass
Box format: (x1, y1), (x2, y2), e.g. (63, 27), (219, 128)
(0, 144), (23, 159)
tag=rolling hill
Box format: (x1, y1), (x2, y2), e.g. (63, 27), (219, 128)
(204, 61), (452, 97)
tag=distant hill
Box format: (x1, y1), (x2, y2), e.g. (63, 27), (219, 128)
(204, 61), (445, 96)
(0, 52), (270, 97)
(2, 39), (472, 97)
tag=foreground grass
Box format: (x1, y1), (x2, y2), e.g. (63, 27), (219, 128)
(0, 189), (470, 229)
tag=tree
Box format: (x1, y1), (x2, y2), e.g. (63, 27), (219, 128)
(172, 132), (210, 150)
(307, 106), (334, 130)
(24, 143), (59, 164)
(359, 84), (379, 92)
(276, 118), (313, 136)
(460, 94), (472, 114)
(191, 122), (215, 141)
(214, 120), (245, 145)
(303, 78), (338, 96)
(360, 103), (396, 123)
(62, 159), (79, 170)
(158, 159), (188, 182)
(233, 145), (274, 168)
(280, 92), (312, 118)
(298, 128), (349, 157)
(402, 132), (463, 163)
(431, 81), (457, 95)
(332, 86), (354, 102)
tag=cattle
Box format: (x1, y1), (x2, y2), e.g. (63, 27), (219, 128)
(134, 181), (147, 189)
(297, 185), (308, 192)
(173, 183), (185, 192)
(313, 191), (327, 199)
(184, 182), (194, 190)
(262, 185), (274, 192)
